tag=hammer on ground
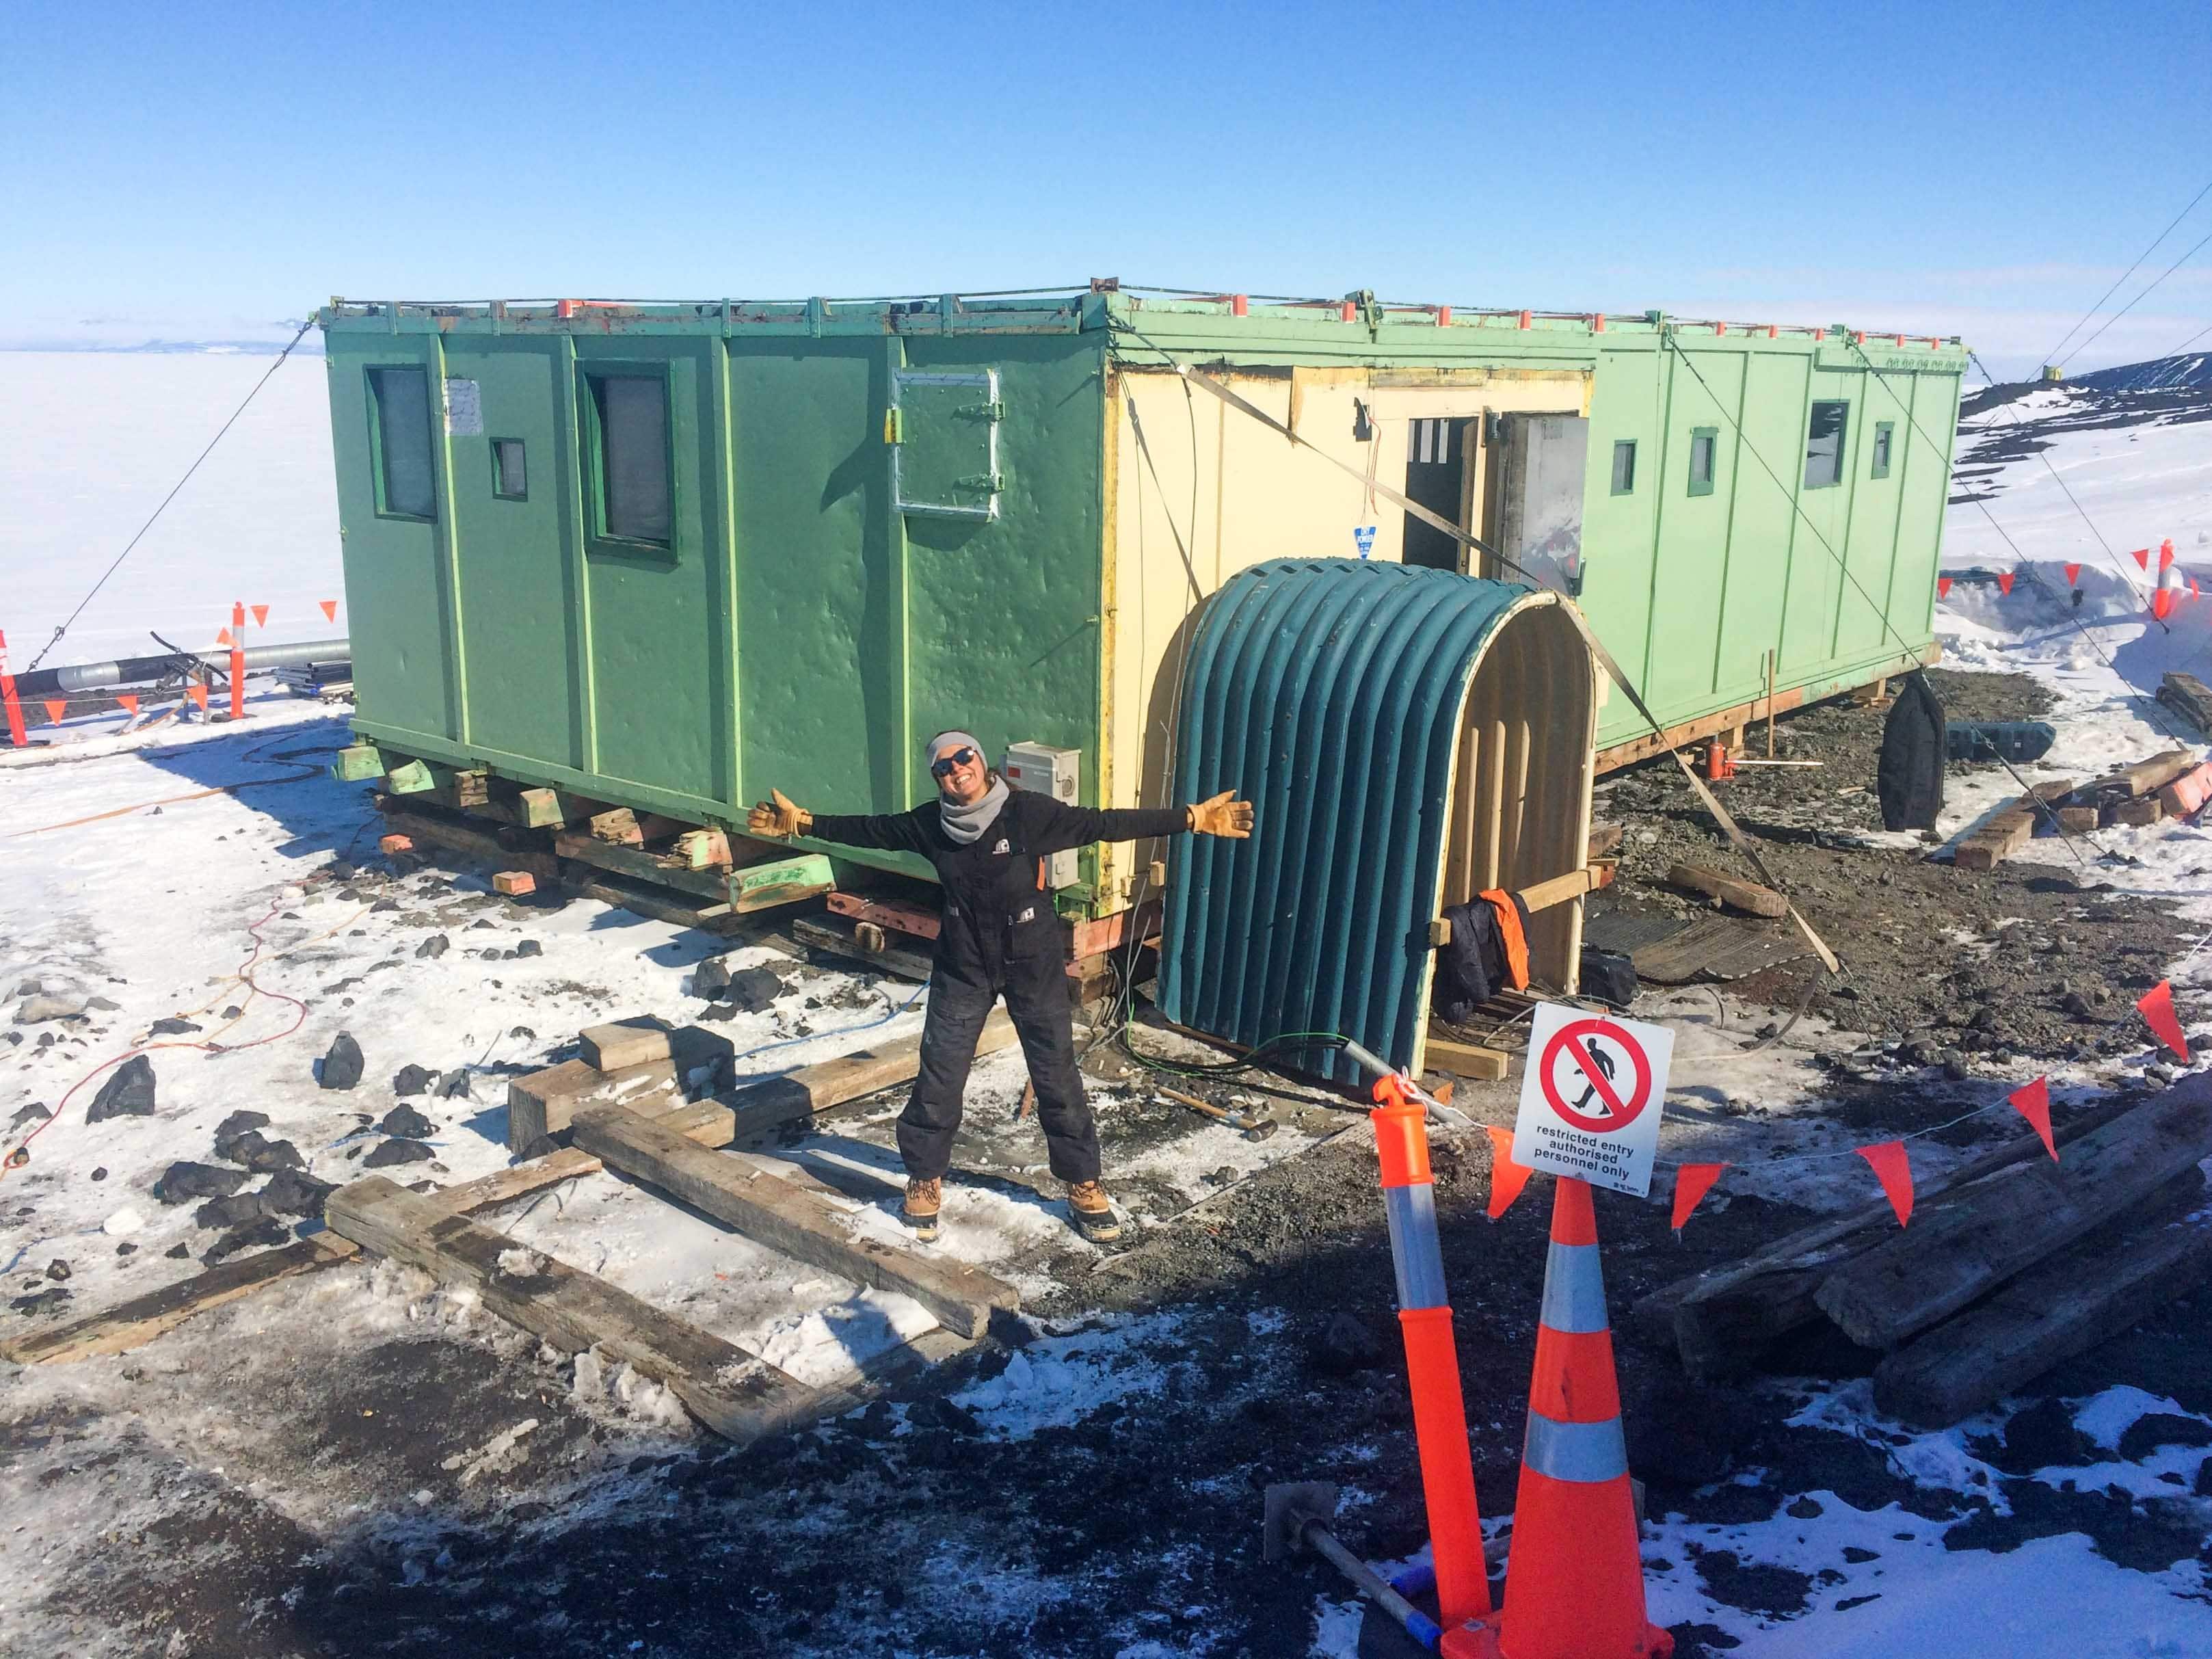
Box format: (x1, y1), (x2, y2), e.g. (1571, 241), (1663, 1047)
(1263, 1483), (1444, 1648)
(1158, 1085), (1278, 1141)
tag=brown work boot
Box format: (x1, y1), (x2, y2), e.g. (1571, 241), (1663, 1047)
(1066, 1179), (1121, 1244)
(903, 1176), (942, 1242)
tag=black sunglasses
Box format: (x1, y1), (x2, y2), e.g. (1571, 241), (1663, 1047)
(930, 747), (979, 778)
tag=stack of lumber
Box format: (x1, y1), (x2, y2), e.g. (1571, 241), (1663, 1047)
(2157, 671), (2212, 734)
(1632, 1077), (2212, 1426)
(1952, 779), (2077, 871)
(2047, 749), (2207, 832)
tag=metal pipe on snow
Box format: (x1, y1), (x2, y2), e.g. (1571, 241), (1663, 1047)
(13, 639), (351, 700)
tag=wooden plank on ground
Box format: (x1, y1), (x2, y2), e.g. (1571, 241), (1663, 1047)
(792, 913), (935, 982)
(1424, 1035), (1510, 1082)
(723, 1007), (1019, 1142)
(0, 1149), (604, 1366)
(580, 1016), (678, 1072)
(560, 866), (741, 935)
(2114, 797), (2167, 827)
(557, 830), (729, 900)
(375, 799), (559, 881)
(2077, 749), (2196, 805)
(828, 890), (944, 942)
(1953, 779), (2077, 872)
(1666, 862), (1788, 918)
(1635, 1100), (2133, 1379)
(1871, 1172), (2211, 1426)
(506, 1033), (734, 1151)
(1813, 1076), (2212, 1351)
(572, 1106), (1020, 1339)
(327, 1176), (819, 1445)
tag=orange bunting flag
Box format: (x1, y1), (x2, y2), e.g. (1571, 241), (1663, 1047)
(186, 683), (209, 711)
(42, 700), (66, 725)
(2131, 547), (2150, 570)
(2160, 538), (2175, 570)
(251, 605), (269, 628)
(116, 693), (139, 716)
(1856, 1141), (1915, 1227)
(2155, 589), (2176, 621)
(1936, 576), (1953, 599)
(2192, 576), (2202, 602)
(2008, 1076), (2057, 1161)
(2137, 979), (2190, 1061)
(1484, 1124), (1536, 1221)
(1671, 1163), (1729, 1232)
(319, 600), (338, 622)
(215, 627), (232, 648)
(2064, 561), (2082, 586)
(1997, 572), (2016, 596)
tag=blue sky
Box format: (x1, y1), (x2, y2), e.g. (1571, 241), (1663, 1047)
(7, 0), (2210, 376)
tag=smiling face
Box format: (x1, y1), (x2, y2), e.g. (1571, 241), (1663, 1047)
(933, 744), (989, 806)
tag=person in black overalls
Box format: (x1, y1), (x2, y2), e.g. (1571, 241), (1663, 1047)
(747, 730), (1252, 1243)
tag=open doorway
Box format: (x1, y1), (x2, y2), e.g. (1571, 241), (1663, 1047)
(1402, 416), (1475, 570)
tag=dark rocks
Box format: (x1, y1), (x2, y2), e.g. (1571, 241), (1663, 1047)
(258, 1169), (336, 1219)
(513, 940), (543, 959)
(1307, 1310), (1385, 1377)
(414, 935), (450, 961)
(1786, 1495), (1824, 1519)
(10, 1288), (71, 1315)
(86, 996), (120, 1012)
(320, 1033), (365, 1091)
(724, 967), (785, 1013)
(224, 1131), (306, 1173)
(390, 1065), (435, 1099)
(164, 1243), (191, 1260)
(377, 1104), (435, 1139)
(156, 1161), (248, 1204)
(213, 1109), (271, 1151)
(510, 1026), (536, 1041)
(905, 1397), (983, 1437)
(2116, 1412), (2212, 1463)
(90, 1167), (106, 1181)
(363, 1138), (434, 1169)
(694, 958), (733, 998)
(86, 1056), (157, 1122)
(203, 1217), (290, 1263)
(44, 1259), (70, 1282)
(196, 1193), (272, 1231)
(116, 1242), (137, 1257)
(8, 1103), (50, 1131)
(436, 1070), (472, 1100)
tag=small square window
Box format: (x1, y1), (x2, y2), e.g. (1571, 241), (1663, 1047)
(1610, 439), (1637, 495)
(492, 438), (527, 500)
(1803, 400), (1849, 489)
(1871, 421), (1894, 480)
(1688, 427), (1718, 497)
(367, 366), (436, 520)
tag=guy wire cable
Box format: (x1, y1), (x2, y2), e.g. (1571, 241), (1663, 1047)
(2042, 174), (2212, 369)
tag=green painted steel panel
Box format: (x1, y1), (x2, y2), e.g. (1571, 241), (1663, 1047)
(438, 339), (583, 766)
(1159, 559), (1531, 1083)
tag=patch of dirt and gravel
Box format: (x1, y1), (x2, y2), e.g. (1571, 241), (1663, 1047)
(1589, 669), (2195, 1078)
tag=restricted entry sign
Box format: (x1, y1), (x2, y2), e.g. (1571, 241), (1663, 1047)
(1510, 1003), (1675, 1197)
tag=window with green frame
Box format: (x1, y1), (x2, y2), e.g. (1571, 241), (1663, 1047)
(1871, 421), (1895, 479)
(581, 371), (673, 547)
(367, 366), (436, 520)
(1687, 427), (1718, 496)
(492, 438), (528, 501)
(1610, 439), (1637, 494)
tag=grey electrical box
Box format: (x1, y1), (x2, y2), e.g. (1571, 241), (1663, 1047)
(1002, 742), (1082, 888)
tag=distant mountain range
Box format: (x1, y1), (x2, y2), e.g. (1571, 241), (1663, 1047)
(2066, 349), (2212, 393)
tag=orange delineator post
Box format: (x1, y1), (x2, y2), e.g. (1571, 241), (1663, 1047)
(1370, 1077), (1492, 1628)
(0, 628), (25, 747)
(228, 602), (246, 721)
(1446, 1177), (1670, 1659)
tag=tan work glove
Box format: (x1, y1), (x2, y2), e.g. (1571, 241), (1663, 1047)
(1186, 790), (1255, 838)
(747, 788), (811, 840)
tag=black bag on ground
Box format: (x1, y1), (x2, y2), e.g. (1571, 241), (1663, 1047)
(1878, 671), (1946, 831)
(1579, 946), (1638, 1008)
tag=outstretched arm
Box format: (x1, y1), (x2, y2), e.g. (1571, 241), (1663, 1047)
(1024, 790), (1254, 856)
(747, 789), (935, 855)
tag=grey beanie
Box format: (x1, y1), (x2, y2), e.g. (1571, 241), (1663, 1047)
(927, 730), (983, 764)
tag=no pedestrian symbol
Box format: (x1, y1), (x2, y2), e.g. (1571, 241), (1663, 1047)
(1511, 1003), (1674, 1197)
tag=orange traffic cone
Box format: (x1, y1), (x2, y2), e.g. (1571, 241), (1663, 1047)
(1444, 1178), (1671, 1658)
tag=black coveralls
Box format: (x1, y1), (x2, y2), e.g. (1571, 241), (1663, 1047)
(808, 791), (1186, 1183)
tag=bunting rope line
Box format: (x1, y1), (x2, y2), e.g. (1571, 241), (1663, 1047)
(1106, 320), (1843, 976)
(25, 317), (317, 674)
(1661, 337), (2101, 868)
(1851, 339), (2196, 752)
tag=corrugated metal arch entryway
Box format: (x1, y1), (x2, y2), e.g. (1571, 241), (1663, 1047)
(1158, 558), (1599, 1084)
